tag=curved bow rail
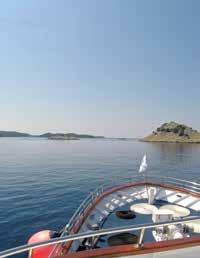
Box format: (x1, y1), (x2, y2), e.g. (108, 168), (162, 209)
(62, 175), (200, 236)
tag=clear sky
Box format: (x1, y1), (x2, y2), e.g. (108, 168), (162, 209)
(0, 1), (200, 137)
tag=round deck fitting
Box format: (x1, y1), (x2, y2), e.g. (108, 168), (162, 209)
(130, 203), (158, 215)
(160, 204), (190, 217)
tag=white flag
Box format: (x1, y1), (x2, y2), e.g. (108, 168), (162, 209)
(139, 154), (147, 173)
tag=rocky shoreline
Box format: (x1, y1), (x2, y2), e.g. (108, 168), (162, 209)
(143, 121), (200, 143)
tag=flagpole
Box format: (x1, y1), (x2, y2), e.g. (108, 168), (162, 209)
(144, 170), (149, 202)
(139, 154), (149, 202)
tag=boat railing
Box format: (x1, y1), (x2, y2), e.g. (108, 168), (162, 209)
(63, 174), (200, 235)
(1, 216), (200, 258)
(62, 184), (106, 234)
(146, 175), (200, 193)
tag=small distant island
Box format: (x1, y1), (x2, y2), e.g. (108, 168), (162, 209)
(41, 133), (105, 140)
(0, 131), (136, 141)
(0, 131), (105, 140)
(0, 131), (31, 137)
(48, 134), (80, 140)
(143, 121), (200, 143)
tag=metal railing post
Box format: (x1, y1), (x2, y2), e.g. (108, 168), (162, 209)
(28, 248), (32, 258)
(138, 228), (145, 247)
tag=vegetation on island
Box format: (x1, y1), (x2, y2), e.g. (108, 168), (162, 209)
(143, 121), (200, 143)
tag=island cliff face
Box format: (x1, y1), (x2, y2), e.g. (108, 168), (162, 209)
(143, 122), (200, 143)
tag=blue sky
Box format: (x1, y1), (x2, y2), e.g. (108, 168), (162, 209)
(0, 1), (200, 137)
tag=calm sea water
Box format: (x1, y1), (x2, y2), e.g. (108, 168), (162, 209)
(0, 138), (200, 252)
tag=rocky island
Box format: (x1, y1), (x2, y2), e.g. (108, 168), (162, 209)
(143, 121), (200, 143)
